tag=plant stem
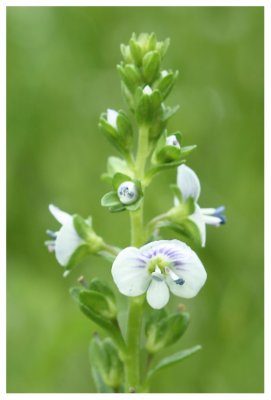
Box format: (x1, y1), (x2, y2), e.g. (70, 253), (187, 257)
(124, 124), (149, 392)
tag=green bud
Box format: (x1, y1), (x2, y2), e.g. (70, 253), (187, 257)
(145, 310), (190, 354)
(142, 50), (161, 84)
(90, 334), (124, 391)
(135, 86), (162, 124)
(99, 109), (133, 155)
(126, 33), (169, 66)
(120, 43), (133, 64)
(117, 63), (142, 93)
(129, 36), (143, 65)
(154, 70), (179, 99)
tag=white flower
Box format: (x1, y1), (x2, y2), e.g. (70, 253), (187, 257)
(112, 240), (207, 310)
(106, 109), (119, 129)
(176, 165), (225, 247)
(46, 204), (84, 267)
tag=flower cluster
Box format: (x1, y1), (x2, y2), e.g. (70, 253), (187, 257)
(45, 32), (226, 393)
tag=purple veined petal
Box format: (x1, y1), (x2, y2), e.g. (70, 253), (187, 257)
(177, 165), (201, 202)
(140, 239), (191, 263)
(167, 250), (207, 299)
(189, 205), (206, 247)
(146, 278), (170, 309)
(111, 247), (150, 296)
(49, 204), (72, 225)
(54, 218), (85, 266)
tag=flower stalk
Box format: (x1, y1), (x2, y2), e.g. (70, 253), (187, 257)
(46, 32), (226, 394)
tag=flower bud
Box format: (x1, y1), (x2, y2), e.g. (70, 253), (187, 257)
(99, 109), (133, 155)
(154, 69), (179, 99)
(135, 86), (162, 124)
(117, 181), (139, 205)
(142, 50), (161, 84)
(166, 134), (181, 149)
(117, 63), (142, 93)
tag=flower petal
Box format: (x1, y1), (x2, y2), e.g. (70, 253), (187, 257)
(107, 109), (118, 129)
(49, 204), (72, 225)
(140, 239), (191, 264)
(146, 278), (170, 309)
(111, 247), (150, 296)
(167, 249), (207, 299)
(177, 165), (201, 202)
(55, 219), (84, 266)
(189, 205), (206, 247)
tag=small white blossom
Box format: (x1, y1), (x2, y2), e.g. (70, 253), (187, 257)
(166, 135), (181, 149)
(176, 165), (225, 247)
(117, 181), (138, 205)
(143, 85), (153, 95)
(106, 109), (119, 129)
(112, 240), (207, 309)
(46, 204), (84, 267)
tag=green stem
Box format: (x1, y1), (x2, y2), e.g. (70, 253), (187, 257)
(136, 124), (149, 180)
(124, 124), (149, 393)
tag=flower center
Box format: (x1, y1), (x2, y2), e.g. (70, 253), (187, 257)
(147, 256), (169, 274)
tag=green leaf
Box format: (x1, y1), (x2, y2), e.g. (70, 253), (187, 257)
(158, 218), (202, 247)
(145, 311), (190, 353)
(144, 159), (185, 183)
(89, 278), (116, 306)
(126, 197), (143, 211)
(180, 145), (197, 158)
(64, 243), (90, 275)
(109, 203), (126, 213)
(79, 289), (116, 320)
(101, 191), (121, 207)
(161, 104), (180, 122)
(112, 172), (132, 191)
(146, 345), (202, 381)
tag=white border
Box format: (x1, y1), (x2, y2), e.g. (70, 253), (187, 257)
(1, 1), (269, 399)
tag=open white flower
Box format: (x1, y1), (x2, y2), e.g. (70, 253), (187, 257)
(112, 239), (207, 309)
(176, 165), (225, 247)
(46, 204), (85, 267)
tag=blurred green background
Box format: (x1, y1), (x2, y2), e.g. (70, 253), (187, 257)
(7, 6), (264, 393)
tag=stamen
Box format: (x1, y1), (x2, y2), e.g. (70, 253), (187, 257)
(175, 278), (185, 285)
(45, 240), (55, 252)
(167, 268), (185, 285)
(46, 229), (57, 239)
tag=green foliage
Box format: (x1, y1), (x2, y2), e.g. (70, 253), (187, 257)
(146, 345), (202, 382)
(145, 309), (190, 353)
